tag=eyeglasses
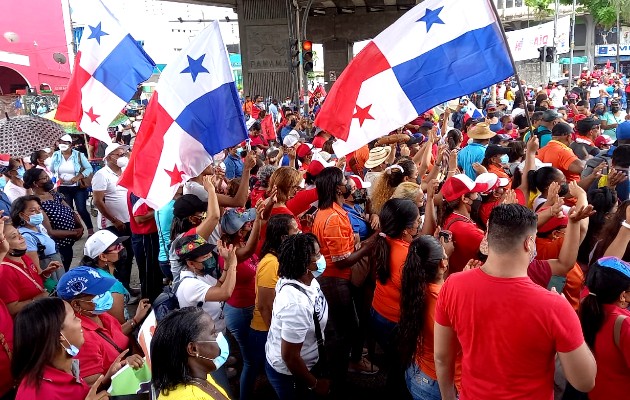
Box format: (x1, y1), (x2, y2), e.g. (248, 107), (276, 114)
(104, 243), (123, 253)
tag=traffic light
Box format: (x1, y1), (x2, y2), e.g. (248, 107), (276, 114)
(289, 39), (300, 69)
(302, 40), (314, 72)
(538, 47), (545, 62)
(545, 47), (556, 63)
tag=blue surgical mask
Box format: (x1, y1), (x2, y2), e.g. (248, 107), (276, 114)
(17, 166), (25, 179)
(197, 332), (230, 370)
(60, 332), (79, 357)
(499, 154), (510, 164)
(29, 213), (44, 226)
(312, 255), (327, 278)
(461, 106), (468, 113)
(91, 291), (114, 314)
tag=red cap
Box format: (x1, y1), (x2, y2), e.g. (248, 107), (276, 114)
(594, 135), (614, 147)
(537, 207), (568, 234)
(296, 143), (313, 158)
(307, 160), (325, 177)
(349, 174), (371, 189)
(441, 174), (484, 202)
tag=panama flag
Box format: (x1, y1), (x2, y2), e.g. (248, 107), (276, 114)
(119, 21), (247, 209)
(315, 0), (514, 156)
(55, 0), (155, 143)
(463, 102), (484, 123)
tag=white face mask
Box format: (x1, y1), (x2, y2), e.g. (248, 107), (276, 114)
(116, 157), (129, 168)
(43, 157), (52, 167)
(58, 144), (70, 152)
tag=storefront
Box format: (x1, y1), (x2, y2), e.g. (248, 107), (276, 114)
(595, 45), (630, 75)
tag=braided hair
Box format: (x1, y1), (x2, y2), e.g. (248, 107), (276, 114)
(278, 233), (319, 280)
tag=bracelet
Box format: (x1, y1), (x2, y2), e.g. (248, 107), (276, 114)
(622, 220), (630, 230)
(130, 318), (138, 328)
(308, 378), (318, 391)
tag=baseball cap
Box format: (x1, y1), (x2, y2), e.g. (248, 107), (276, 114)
(542, 109), (561, 122)
(59, 134), (73, 142)
(296, 143), (313, 158)
(594, 135), (614, 147)
(56, 266), (117, 300)
(420, 121), (434, 129)
(307, 160), (326, 177)
(349, 174), (371, 189)
(475, 172), (509, 194)
(485, 144), (511, 159)
(485, 102), (497, 111)
(173, 194), (207, 219)
(104, 143), (129, 158)
(617, 121), (630, 140)
(490, 134), (514, 145)
(576, 117), (601, 134)
(84, 230), (129, 259)
(441, 174), (484, 202)
(499, 99), (510, 106)
(597, 256), (630, 279)
(0, 154), (10, 174)
(174, 233), (215, 261)
(221, 207), (256, 235)
(283, 131), (300, 147)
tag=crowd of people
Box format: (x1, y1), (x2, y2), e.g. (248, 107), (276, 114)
(0, 67), (629, 400)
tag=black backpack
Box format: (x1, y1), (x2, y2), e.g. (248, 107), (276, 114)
(152, 276), (193, 322)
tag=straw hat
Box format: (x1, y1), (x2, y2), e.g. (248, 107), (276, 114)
(364, 146), (392, 169)
(467, 123), (496, 140)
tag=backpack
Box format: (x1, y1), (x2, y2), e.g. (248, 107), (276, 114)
(152, 276), (193, 322)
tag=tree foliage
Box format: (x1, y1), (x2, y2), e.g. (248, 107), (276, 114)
(525, 0), (630, 27)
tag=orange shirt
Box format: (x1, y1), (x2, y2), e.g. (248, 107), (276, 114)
(312, 202), (355, 280)
(537, 140), (581, 183)
(487, 164), (512, 190)
(372, 238), (409, 323)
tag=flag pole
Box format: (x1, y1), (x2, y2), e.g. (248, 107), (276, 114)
(486, 0), (534, 136)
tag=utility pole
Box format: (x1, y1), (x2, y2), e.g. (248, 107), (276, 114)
(568, 0), (576, 86)
(616, 0), (621, 73)
(294, 6), (307, 115)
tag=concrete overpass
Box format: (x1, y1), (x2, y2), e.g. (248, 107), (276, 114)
(164, 0), (421, 100)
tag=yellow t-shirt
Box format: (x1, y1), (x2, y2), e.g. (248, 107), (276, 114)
(250, 253), (280, 331)
(158, 375), (229, 399)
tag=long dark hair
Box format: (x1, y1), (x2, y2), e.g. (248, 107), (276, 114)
(151, 307), (208, 396)
(373, 199), (419, 284)
(579, 259), (630, 348)
(446, 129), (462, 150)
(12, 298), (67, 389)
(261, 214), (295, 257)
(23, 168), (45, 190)
(398, 236), (445, 367)
(578, 187), (618, 265)
(278, 233), (318, 280)
(527, 166), (563, 195)
(591, 200), (630, 262)
(316, 167), (344, 210)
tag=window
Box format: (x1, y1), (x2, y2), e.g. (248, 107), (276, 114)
(506, 0), (514, 8)
(497, 0), (505, 9)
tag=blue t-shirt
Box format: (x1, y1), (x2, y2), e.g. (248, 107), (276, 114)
(457, 142), (487, 180)
(156, 200), (175, 262)
(19, 226), (57, 256)
(224, 154), (243, 179)
(342, 203), (370, 241)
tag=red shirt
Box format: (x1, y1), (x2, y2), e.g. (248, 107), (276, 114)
(76, 312), (129, 378)
(0, 256), (45, 305)
(0, 300), (13, 396)
(589, 305), (630, 400)
(221, 253), (259, 308)
(16, 364), (89, 400)
(256, 206), (301, 256)
(435, 268), (585, 400)
(127, 193), (157, 235)
(249, 134), (268, 147)
(443, 213), (484, 273)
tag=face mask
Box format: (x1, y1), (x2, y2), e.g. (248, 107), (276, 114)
(116, 157), (129, 168)
(290, 120), (297, 128)
(595, 109), (604, 115)
(43, 157), (52, 167)
(9, 248), (27, 257)
(312, 255), (327, 278)
(112, 248), (127, 271)
(499, 154), (510, 164)
(469, 197), (483, 224)
(29, 213), (44, 226)
(558, 183), (569, 197)
(352, 190), (367, 204)
(16, 166), (25, 179)
(612, 106), (620, 112)
(460, 106), (468, 113)
(60, 332), (79, 357)
(196, 332), (230, 370)
(487, 112), (495, 118)
(91, 291), (114, 314)
(42, 180), (55, 192)
(200, 256), (217, 275)
(58, 144), (70, 152)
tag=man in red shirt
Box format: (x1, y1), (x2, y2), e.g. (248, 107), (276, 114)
(435, 204), (596, 400)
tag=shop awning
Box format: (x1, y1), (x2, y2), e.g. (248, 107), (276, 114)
(558, 56), (588, 64)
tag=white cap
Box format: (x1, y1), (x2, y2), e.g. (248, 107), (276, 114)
(84, 230), (128, 258)
(60, 134), (72, 142)
(282, 131), (300, 147)
(104, 143), (129, 158)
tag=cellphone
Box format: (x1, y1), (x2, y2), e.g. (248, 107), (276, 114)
(246, 140), (252, 152)
(547, 275), (567, 293)
(438, 230), (453, 242)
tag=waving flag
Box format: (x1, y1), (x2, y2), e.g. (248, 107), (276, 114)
(315, 0), (513, 156)
(119, 21), (247, 209)
(55, 0), (155, 143)
(463, 103), (484, 123)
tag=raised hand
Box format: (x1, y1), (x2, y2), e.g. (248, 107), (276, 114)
(568, 205), (595, 223)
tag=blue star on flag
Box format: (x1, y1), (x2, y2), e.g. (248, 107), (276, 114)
(417, 6), (445, 32)
(180, 54), (209, 82)
(87, 22), (109, 44)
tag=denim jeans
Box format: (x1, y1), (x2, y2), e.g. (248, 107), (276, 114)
(224, 303), (254, 358)
(371, 307), (410, 398)
(240, 328), (269, 400)
(405, 364), (442, 400)
(57, 185), (93, 230)
(265, 360), (314, 400)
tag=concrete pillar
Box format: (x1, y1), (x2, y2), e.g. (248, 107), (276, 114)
(583, 14), (595, 70)
(323, 38), (352, 92)
(236, 0), (295, 100)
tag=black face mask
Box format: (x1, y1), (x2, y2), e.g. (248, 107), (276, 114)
(42, 180), (55, 192)
(290, 120), (297, 128)
(487, 112), (495, 118)
(9, 248), (27, 257)
(558, 183), (569, 197)
(352, 190), (367, 204)
(113, 248), (128, 271)
(341, 183), (353, 199)
(612, 106), (620, 112)
(469, 198), (483, 225)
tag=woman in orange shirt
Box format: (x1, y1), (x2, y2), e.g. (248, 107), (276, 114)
(370, 198), (420, 396)
(398, 235), (454, 400)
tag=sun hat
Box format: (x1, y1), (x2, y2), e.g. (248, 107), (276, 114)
(441, 174), (485, 202)
(364, 146), (392, 169)
(467, 123), (496, 140)
(56, 266), (117, 300)
(221, 207), (256, 235)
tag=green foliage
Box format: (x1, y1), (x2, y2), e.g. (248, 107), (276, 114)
(525, 0), (554, 18)
(559, 0), (630, 27)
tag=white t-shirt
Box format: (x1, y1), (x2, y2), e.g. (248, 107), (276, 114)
(176, 270), (226, 333)
(58, 157), (78, 187)
(549, 87), (565, 108)
(265, 278), (328, 375)
(91, 166), (129, 228)
(4, 181), (27, 203)
(183, 181), (209, 201)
